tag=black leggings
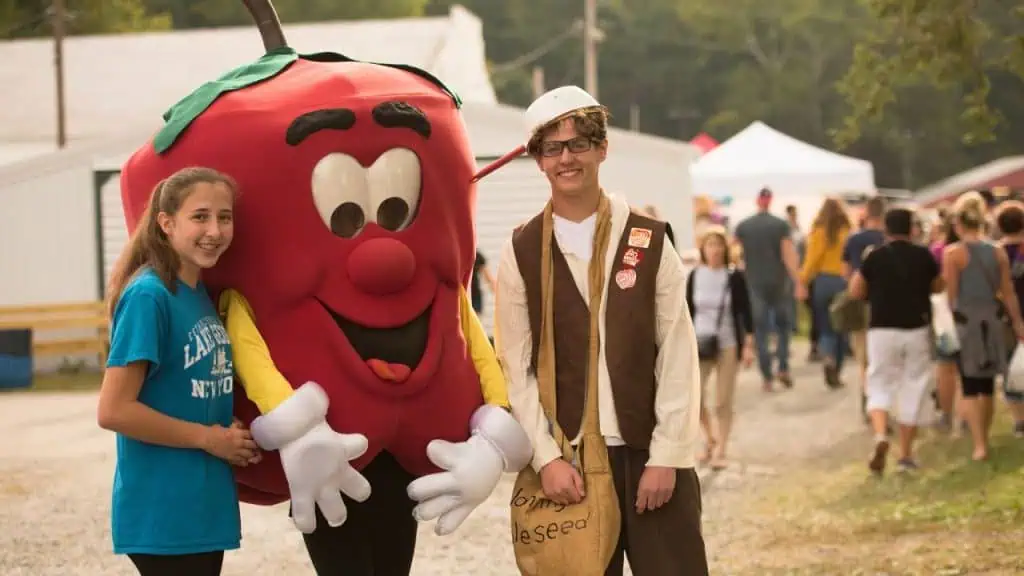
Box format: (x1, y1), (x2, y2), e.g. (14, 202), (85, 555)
(128, 551), (223, 576)
(300, 451), (418, 575)
(961, 376), (995, 397)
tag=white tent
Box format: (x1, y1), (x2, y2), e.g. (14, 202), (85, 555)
(690, 121), (875, 199)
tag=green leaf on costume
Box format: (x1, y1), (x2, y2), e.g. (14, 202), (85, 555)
(154, 47), (299, 154)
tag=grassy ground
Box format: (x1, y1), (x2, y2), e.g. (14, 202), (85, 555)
(722, 407), (1024, 575)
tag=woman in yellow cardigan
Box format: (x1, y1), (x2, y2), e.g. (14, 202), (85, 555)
(801, 198), (853, 388)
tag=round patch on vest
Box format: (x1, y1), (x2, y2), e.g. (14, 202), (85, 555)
(615, 268), (637, 289)
(622, 247), (642, 267)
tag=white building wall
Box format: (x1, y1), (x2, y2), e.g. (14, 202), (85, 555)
(0, 166), (99, 307)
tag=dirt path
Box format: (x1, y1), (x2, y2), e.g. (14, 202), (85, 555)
(0, 342), (871, 575)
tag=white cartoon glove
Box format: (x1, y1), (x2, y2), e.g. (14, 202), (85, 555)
(407, 405), (533, 535)
(250, 382), (372, 534)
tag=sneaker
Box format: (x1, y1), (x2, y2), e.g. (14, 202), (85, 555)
(896, 458), (918, 472)
(824, 365), (843, 389)
(869, 439), (889, 475)
(778, 373), (793, 389)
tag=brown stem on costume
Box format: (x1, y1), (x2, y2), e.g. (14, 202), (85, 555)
(242, 0), (288, 51)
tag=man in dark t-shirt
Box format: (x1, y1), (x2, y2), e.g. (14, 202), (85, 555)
(849, 207), (943, 474)
(733, 188), (805, 390)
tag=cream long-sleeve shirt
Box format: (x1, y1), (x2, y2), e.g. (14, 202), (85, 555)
(494, 194), (701, 472)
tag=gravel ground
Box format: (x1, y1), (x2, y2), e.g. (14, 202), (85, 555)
(0, 342), (871, 575)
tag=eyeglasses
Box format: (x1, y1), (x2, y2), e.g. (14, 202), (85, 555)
(537, 137), (597, 157)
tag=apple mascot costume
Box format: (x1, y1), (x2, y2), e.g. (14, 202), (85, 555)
(118, 1), (532, 573)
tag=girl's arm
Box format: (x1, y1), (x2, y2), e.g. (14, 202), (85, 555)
(941, 244), (962, 304)
(97, 362), (209, 449)
(799, 228), (825, 284)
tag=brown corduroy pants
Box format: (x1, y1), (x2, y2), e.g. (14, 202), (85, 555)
(603, 446), (709, 576)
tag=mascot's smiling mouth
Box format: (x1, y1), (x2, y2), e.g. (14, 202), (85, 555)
(320, 302), (431, 383)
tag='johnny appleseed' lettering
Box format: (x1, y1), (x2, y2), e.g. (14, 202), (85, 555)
(509, 487), (590, 544)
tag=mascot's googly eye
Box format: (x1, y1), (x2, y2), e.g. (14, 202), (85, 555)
(367, 148), (422, 233)
(312, 153), (371, 238)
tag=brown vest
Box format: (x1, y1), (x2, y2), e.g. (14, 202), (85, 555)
(512, 209), (666, 448)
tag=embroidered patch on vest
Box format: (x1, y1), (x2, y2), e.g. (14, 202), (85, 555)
(615, 268), (637, 289)
(622, 247), (642, 267)
(628, 227), (652, 248)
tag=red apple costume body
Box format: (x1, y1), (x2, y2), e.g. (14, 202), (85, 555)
(117, 3), (531, 573)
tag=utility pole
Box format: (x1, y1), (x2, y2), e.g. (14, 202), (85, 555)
(52, 0), (67, 148)
(532, 66), (546, 99)
(583, 0), (598, 99)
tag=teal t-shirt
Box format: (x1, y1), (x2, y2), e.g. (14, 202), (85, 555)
(106, 268), (240, 555)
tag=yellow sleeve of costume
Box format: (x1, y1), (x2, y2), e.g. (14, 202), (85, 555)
(218, 289), (295, 414)
(458, 285), (510, 408)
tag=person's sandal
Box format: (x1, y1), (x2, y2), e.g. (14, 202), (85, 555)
(710, 455), (729, 471)
(699, 440), (716, 465)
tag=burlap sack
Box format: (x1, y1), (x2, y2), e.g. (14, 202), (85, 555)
(510, 430), (620, 576)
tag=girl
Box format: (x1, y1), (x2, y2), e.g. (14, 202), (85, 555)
(686, 227), (754, 470)
(800, 197), (852, 389)
(943, 194), (1024, 460)
(97, 167), (258, 576)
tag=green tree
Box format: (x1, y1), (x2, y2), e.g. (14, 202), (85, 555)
(835, 0), (1024, 148)
(1, 0), (170, 39)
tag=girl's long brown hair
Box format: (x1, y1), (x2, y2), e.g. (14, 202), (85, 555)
(106, 167), (237, 319)
(811, 197), (852, 245)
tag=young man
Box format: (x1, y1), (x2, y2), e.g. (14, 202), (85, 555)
(493, 86), (709, 575)
(734, 189), (805, 390)
(848, 207), (944, 474)
(843, 196), (887, 420)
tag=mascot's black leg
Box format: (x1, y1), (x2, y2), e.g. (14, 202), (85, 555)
(301, 451), (418, 575)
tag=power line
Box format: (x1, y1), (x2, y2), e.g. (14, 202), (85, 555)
(489, 20), (584, 76)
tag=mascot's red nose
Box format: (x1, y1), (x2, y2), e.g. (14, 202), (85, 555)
(347, 238), (416, 295)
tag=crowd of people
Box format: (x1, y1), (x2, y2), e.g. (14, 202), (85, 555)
(685, 187), (1024, 476)
(91, 68), (1021, 574)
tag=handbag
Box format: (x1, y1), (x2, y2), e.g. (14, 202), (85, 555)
(1007, 343), (1024, 394)
(696, 271), (729, 361)
(931, 293), (960, 355)
(829, 290), (869, 333)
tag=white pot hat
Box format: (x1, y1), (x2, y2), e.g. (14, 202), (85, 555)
(472, 86), (603, 182)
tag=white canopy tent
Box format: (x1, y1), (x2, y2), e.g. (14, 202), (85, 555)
(689, 121), (876, 230)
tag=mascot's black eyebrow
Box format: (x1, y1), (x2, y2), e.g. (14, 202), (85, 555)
(372, 101), (431, 139)
(285, 109), (356, 145)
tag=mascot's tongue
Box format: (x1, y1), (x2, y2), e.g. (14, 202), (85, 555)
(366, 359), (412, 383)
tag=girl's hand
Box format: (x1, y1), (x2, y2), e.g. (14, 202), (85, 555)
(231, 418), (263, 465)
(203, 424), (261, 467)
